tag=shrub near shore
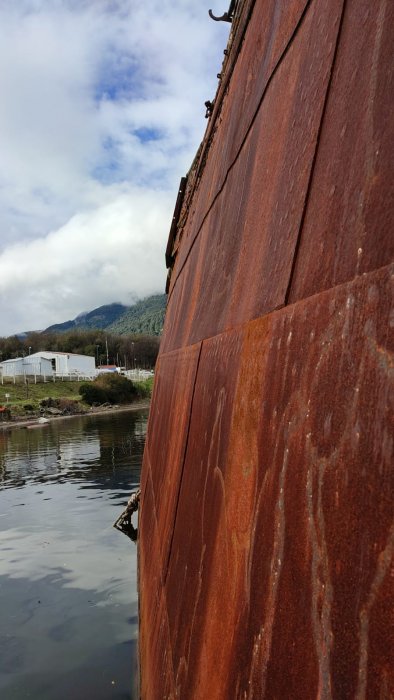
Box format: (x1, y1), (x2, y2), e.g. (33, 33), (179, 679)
(79, 374), (153, 406)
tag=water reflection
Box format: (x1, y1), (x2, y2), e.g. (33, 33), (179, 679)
(0, 412), (145, 494)
(0, 409), (147, 700)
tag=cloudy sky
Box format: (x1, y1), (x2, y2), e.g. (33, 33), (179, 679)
(0, 0), (230, 336)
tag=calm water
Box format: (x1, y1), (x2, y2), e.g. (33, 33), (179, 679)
(0, 408), (148, 700)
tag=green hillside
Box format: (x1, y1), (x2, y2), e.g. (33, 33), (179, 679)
(43, 295), (167, 337)
(45, 303), (128, 333)
(107, 295), (166, 335)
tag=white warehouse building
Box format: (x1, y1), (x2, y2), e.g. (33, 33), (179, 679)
(29, 352), (96, 377)
(0, 356), (53, 378)
(0, 352), (96, 380)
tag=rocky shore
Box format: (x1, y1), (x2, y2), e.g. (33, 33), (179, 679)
(0, 399), (151, 431)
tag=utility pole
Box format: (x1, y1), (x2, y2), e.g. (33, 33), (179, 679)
(106, 338), (109, 365)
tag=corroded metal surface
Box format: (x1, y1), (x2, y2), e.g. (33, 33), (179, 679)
(162, 0), (344, 353)
(170, 0), (311, 282)
(139, 345), (202, 698)
(139, 477), (174, 700)
(140, 344), (201, 575)
(288, 0), (394, 303)
(141, 265), (394, 699)
(165, 177), (187, 271)
(139, 0), (394, 697)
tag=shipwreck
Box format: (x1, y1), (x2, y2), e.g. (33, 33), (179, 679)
(139, 0), (393, 697)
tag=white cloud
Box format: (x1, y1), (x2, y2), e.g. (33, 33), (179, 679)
(0, 1), (230, 335)
(0, 185), (174, 332)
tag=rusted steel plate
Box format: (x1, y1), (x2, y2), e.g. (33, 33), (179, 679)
(142, 264), (393, 699)
(161, 0), (343, 355)
(138, 345), (201, 700)
(171, 0), (310, 282)
(140, 343), (201, 575)
(138, 475), (175, 700)
(165, 176), (187, 269)
(288, 0), (394, 304)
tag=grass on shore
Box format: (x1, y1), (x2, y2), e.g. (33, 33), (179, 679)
(0, 377), (153, 417)
(0, 380), (82, 407)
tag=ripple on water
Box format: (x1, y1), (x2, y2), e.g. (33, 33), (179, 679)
(0, 408), (147, 700)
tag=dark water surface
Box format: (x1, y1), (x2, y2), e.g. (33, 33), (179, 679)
(0, 409), (148, 700)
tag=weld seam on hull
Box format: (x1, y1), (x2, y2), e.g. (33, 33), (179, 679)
(163, 341), (204, 582)
(159, 261), (393, 360)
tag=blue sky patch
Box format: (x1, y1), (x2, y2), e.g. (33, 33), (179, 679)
(134, 127), (162, 143)
(94, 48), (144, 103)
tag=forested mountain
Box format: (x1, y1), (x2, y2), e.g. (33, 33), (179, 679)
(107, 295), (166, 335)
(45, 303), (128, 333)
(44, 294), (166, 336)
(0, 295), (167, 366)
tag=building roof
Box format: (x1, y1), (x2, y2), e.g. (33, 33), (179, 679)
(0, 358), (23, 364)
(29, 351), (94, 358)
(0, 356), (52, 365)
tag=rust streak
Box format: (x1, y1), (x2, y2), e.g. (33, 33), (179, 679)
(356, 520), (394, 699)
(248, 446), (289, 698)
(306, 444), (334, 700)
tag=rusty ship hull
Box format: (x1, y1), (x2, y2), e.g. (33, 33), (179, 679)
(139, 0), (394, 697)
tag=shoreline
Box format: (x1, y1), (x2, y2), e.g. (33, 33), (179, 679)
(0, 399), (151, 432)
